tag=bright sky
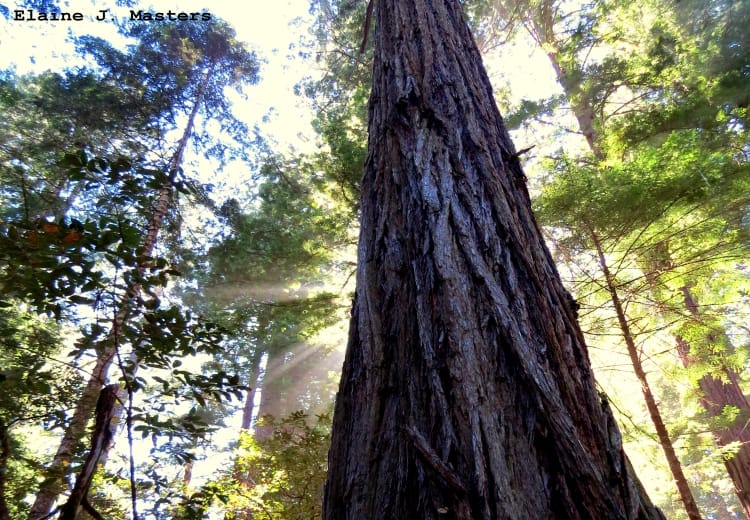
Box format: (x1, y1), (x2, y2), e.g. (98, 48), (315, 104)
(0, 0), (319, 152)
(0, 0), (578, 181)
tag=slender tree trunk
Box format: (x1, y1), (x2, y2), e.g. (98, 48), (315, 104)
(510, 1), (746, 515)
(240, 348), (265, 431)
(678, 286), (750, 518)
(182, 439), (196, 488)
(591, 232), (703, 520)
(28, 66), (214, 520)
(541, 49), (603, 160)
(59, 385), (118, 520)
(255, 348), (287, 440)
(520, 14), (709, 516)
(501, 4), (605, 160)
(323, 1), (663, 518)
(183, 461), (193, 487)
(230, 348), (264, 487)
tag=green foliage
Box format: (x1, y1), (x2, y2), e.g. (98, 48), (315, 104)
(0, 152), (247, 513)
(0, 306), (81, 518)
(85, 469), (131, 520)
(229, 412), (330, 519)
(173, 411), (331, 519)
(0, 149), (176, 317)
(0, 429), (42, 519)
(536, 131), (747, 246)
(503, 95), (564, 130)
(600, 0), (750, 153)
(298, 0), (373, 212)
(484, 0), (750, 514)
(76, 19), (261, 165)
(0, 16), (266, 515)
(209, 161), (348, 290)
(0, 70), (143, 222)
(0, 306), (79, 428)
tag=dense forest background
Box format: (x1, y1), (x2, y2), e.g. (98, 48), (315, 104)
(0, 0), (748, 518)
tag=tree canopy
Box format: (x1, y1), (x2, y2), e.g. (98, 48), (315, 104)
(1, 1), (748, 518)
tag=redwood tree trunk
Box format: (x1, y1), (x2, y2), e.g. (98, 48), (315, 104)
(254, 347), (287, 440)
(240, 348), (265, 431)
(678, 287), (750, 518)
(28, 335), (119, 519)
(322, 1), (663, 518)
(691, 358), (750, 517)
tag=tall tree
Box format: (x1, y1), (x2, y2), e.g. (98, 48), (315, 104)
(322, 0), (663, 518)
(535, 149), (748, 518)
(27, 20), (260, 519)
(197, 158), (349, 433)
(612, 6), (750, 511)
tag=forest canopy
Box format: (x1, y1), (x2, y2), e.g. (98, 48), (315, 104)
(0, 0), (748, 518)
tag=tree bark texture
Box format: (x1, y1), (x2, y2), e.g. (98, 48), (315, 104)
(322, 1), (664, 518)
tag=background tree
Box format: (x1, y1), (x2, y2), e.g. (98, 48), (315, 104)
(505, 0), (750, 514)
(200, 162), (348, 429)
(177, 411), (332, 520)
(0, 306), (81, 520)
(0, 19), (263, 519)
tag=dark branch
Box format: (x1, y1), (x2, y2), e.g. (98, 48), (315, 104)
(402, 426), (467, 494)
(360, 0), (375, 54)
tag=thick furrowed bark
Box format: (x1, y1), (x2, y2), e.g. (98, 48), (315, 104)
(323, 1), (663, 518)
(694, 364), (750, 518)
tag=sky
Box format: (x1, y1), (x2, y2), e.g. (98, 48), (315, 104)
(0, 0), (320, 152)
(0, 0), (572, 176)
